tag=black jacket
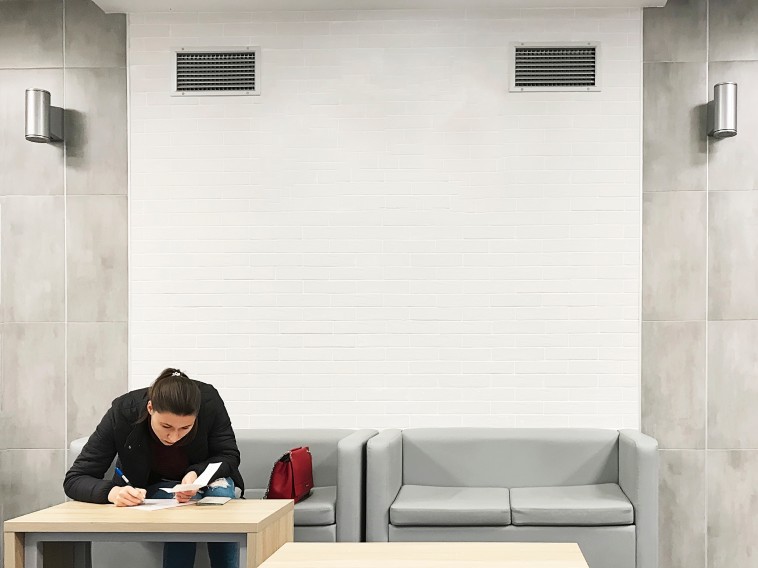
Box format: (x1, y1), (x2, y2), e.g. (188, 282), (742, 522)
(64, 381), (244, 504)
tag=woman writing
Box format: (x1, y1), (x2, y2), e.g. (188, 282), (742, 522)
(64, 368), (244, 568)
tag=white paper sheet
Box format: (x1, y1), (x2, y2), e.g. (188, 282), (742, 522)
(159, 462), (222, 494)
(122, 499), (195, 511)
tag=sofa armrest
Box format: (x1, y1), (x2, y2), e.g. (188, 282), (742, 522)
(366, 429), (402, 542)
(618, 429), (659, 568)
(335, 429), (377, 542)
(69, 437), (89, 468)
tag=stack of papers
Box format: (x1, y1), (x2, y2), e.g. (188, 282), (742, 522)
(126, 500), (194, 512)
(116, 463), (227, 511)
(159, 463), (222, 494)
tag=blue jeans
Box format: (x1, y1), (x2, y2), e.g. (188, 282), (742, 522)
(146, 478), (239, 568)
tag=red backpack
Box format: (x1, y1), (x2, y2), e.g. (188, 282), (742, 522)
(264, 446), (313, 503)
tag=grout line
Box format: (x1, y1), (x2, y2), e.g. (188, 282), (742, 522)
(638, 8), (644, 432)
(0, 203), (3, 420)
(63, 0), (69, 489)
(127, 13), (132, 394)
(704, 2), (710, 567)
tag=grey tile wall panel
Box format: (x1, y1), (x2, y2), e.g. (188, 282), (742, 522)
(0, 70), (64, 196)
(659, 450), (706, 568)
(67, 322), (128, 442)
(1, 449), (66, 521)
(643, 63), (707, 192)
(64, 67), (127, 195)
(707, 450), (758, 568)
(1, 323), (65, 449)
(66, 196), (128, 322)
(64, 0), (126, 68)
(643, 0), (706, 63)
(1, 196), (65, 322)
(0, 1), (63, 69)
(707, 321), (758, 449)
(708, 62), (758, 192)
(641, 321), (705, 449)
(642, 191), (706, 320)
(709, 0), (758, 62)
(708, 192), (758, 320)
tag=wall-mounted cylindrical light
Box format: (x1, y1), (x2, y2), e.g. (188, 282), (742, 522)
(25, 88), (63, 143)
(708, 82), (737, 139)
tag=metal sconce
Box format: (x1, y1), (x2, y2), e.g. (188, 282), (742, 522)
(25, 88), (64, 143)
(707, 82), (737, 139)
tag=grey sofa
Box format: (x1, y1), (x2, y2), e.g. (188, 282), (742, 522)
(234, 428), (376, 542)
(366, 428), (657, 568)
(69, 428), (376, 567)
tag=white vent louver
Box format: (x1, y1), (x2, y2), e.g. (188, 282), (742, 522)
(511, 43), (600, 92)
(172, 47), (259, 96)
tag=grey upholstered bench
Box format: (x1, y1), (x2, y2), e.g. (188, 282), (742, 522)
(366, 428), (658, 568)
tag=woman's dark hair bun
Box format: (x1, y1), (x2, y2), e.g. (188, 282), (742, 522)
(148, 368), (201, 416)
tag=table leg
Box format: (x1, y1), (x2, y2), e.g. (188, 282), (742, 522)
(247, 509), (295, 567)
(23, 537), (42, 568)
(247, 533), (256, 568)
(239, 536), (248, 568)
(73, 542), (92, 568)
(4, 532), (24, 568)
(284, 510), (294, 543)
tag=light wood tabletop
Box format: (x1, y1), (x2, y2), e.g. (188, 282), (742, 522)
(259, 542), (589, 568)
(4, 499), (292, 533)
(4, 499), (295, 568)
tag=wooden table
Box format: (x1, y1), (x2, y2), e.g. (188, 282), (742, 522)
(3, 499), (294, 568)
(259, 542), (589, 567)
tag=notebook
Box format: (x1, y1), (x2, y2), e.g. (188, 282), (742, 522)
(196, 496), (231, 506)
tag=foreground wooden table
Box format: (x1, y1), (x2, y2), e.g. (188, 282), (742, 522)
(3, 499), (294, 568)
(259, 542), (589, 567)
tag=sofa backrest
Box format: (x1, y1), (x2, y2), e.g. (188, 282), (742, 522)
(402, 428), (619, 488)
(236, 429), (353, 489)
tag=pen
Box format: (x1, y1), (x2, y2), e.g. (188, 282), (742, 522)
(115, 467), (130, 485)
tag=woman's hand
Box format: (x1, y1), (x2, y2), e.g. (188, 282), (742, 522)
(176, 471), (199, 503)
(108, 485), (146, 507)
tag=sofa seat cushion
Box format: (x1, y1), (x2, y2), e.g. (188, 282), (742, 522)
(244, 486), (336, 526)
(510, 483), (633, 526)
(390, 485), (511, 527)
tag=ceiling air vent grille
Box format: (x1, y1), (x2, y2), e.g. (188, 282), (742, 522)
(172, 47), (259, 96)
(511, 43), (600, 92)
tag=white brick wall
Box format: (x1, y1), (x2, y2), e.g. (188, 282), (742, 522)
(128, 7), (641, 429)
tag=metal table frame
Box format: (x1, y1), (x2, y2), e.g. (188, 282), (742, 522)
(22, 532), (250, 568)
